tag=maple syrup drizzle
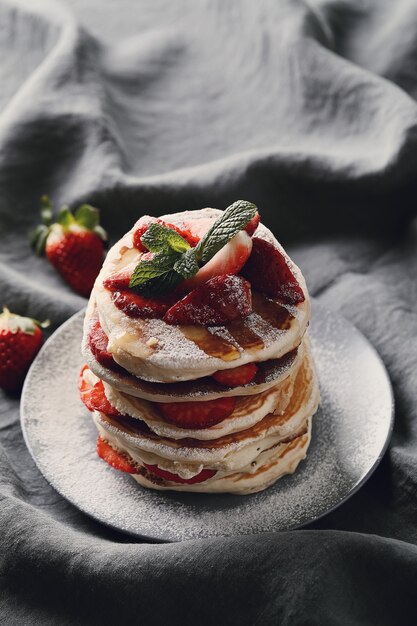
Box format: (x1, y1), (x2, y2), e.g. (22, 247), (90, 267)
(178, 294), (294, 360)
(251, 292), (294, 330)
(226, 319), (265, 351)
(180, 326), (240, 361)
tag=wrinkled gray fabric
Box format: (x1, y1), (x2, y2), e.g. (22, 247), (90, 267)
(1, 0), (417, 623)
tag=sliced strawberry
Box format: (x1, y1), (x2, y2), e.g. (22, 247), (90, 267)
(144, 464), (217, 484)
(241, 237), (305, 304)
(88, 320), (119, 370)
(112, 290), (175, 319)
(212, 362), (258, 387)
(133, 216), (199, 251)
(182, 230), (252, 290)
(78, 365), (121, 417)
(244, 212), (260, 236)
(97, 436), (140, 474)
(156, 396), (236, 429)
(164, 274), (252, 326)
(173, 225), (200, 248)
(103, 264), (136, 291)
(133, 216), (158, 251)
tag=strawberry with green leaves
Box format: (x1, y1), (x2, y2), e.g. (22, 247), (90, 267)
(0, 307), (49, 393)
(31, 196), (107, 297)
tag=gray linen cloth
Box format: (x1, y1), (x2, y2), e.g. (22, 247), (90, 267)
(1, 0), (417, 623)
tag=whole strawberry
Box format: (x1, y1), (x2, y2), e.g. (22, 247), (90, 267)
(31, 196), (107, 297)
(0, 308), (48, 393)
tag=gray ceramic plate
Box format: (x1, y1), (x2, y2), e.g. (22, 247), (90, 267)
(21, 303), (394, 542)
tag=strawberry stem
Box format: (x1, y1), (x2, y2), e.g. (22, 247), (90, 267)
(30, 196), (107, 255)
(40, 195), (53, 226)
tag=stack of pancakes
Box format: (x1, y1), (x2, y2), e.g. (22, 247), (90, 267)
(81, 209), (319, 494)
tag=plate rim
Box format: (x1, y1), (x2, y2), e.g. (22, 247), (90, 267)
(20, 302), (395, 542)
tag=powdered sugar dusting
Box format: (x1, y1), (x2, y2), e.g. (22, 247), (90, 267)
(91, 211), (310, 382)
(21, 304), (393, 541)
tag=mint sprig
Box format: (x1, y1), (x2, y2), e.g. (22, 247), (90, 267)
(129, 200), (258, 296)
(194, 200), (257, 263)
(129, 223), (192, 293)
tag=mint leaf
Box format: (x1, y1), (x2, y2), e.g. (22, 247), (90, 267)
(129, 249), (181, 288)
(141, 223), (190, 254)
(134, 270), (183, 297)
(174, 248), (199, 279)
(195, 200), (257, 263)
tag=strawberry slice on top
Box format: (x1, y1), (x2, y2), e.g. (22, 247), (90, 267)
(244, 211), (260, 236)
(181, 230), (252, 291)
(242, 237), (305, 305)
(163, 274), (252, 326)
(112, 290), (176, 319)
(102, 263), (137, 291)
(127, 201), (258, 301)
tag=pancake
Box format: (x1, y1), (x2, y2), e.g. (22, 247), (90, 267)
(80, 203), (319, 495)
(132, 418), (312, 495)
(83, 310), (304, 401)
(102, 367), (296, 441)
(84, 339), (310, 441)
(89, 209), (310, 383)
(91, 344), (319, 493)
